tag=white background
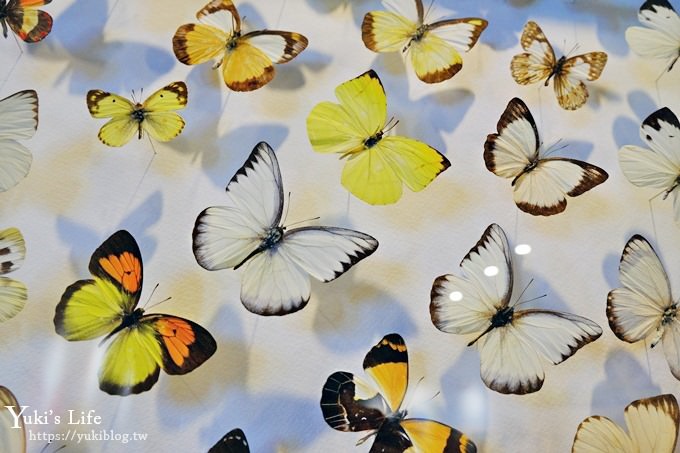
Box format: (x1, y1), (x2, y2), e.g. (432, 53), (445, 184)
(1, 0), (679, 451)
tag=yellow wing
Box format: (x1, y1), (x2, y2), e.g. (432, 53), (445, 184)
(86, 90), (137, 147)
(141, 81), (188, 142)
(173, 23), (229, 66)
(400, 419), (476, 453)
(362, 10), (418, 52)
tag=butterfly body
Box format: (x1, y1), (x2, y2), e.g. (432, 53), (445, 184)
(0, 0), (52, 42)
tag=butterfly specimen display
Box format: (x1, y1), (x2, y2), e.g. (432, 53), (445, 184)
(86, 81), (188, 147)
(607, 235), (680, 380)
(619, 107), (680, 222)
(0, 0), (52, 43)
(0, 386), (25, 453)
(511, 21), (608, 110)
(192, 142), (378, 316)
(572, 394), (679, 453)
(54, 230), (217, 396)
(172, 0), (308, 91)
(484, 97), (608, 216)
(430, 224), (602, 394)
(321, 333), (477, 452)
(209, 428), (250, 453)
(626, 0), (680, 73)
(306, 70), (450, 205)
(0, 90), (37, 192)
(361, 0), (487, 83)
(0, 227), (26, 322)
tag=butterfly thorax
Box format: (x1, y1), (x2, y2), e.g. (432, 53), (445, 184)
(261, 226), (284, 250)
(546, 56), (567, 86)
(376, 411), (412, 450)
(120, 307), (145, 329)
(663, 176), (680, 200)
(662, 304), (677, 326)
(364, 131), (384, 149)
(131, 105), (145, 123)
(226, 31), (241, 52)
(491, 306), (514, 328)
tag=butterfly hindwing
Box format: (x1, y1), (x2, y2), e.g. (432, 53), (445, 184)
(1, 0), (53, 43)
(0, 386), (25, 453)
(321, 371), (387, 433)
(209, 428), (250, 453)
(0, 227), (27, 322)
(140, 81), (188, 142)
(553, 52), (608, 110)
(626, 0), (680, 72)
(0, 89), (37, 192)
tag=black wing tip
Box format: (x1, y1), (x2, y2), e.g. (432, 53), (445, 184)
(640, 0), (676, 13)
(241, 295), (309, 316)
(487, 375), (544, 395)
(228, 141), (278, 191)
(644, 106), (680, 131)
(99, 367), (160, 396)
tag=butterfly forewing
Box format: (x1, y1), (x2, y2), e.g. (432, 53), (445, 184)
(3, 0), (52, 43)
(197, 0), (240, 31)
(363, 333), (408, 413)
(511, 21), (556, 85)
(0, 90), (37, 192)
(209, 428), (250, 453)
(626, 0), (680, 71)
(0, 386), (25, 453)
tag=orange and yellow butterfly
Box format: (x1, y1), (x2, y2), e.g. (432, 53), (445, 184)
(511, 21), (608, 110)
(54, 230), (217, 396)
(306, 70), (450, 205)
(0, 0), (52, 43)
(172, 0), (308, 91)
(362, 0), (487, 83)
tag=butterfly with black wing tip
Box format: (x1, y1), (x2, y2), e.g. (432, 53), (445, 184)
(0, 227), (27, 322)
(430, 224), (602, 395)
(0, 0), (52, 43)
(572, 394), (679, 453)
(511, 21), (608, 110)
(361, 0), (487, 84)
(192, 142), (379, 316)
(209, 428), (249, 453)
(484, 97), (608, 216)
(321, 333), (477, 453)
(607, 235), (680, 381)
(0, 90), (37, 192)
(172, 0), (308, 92)
(626, 0), (680, 73)
(619, 107), (680, 223)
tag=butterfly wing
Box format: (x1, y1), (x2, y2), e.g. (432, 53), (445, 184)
(511, 21), (557, 85)
(619, 107), (680, 222)
(140, 81), (188, 142)
(0, 227), (27, 322)
(626, 0), (680, 71)
(361, 8), (419, 54)
(0, 90), (37, 192)
(172, 0), (235, 66)
(86, 90), (138, 147)
(0, 386), (25, 453)
(399, 419), (476, 453)
(4, 0), (52, 42)
(553, 52), (608, 110)
(321, 371), (388, 433)
(209, 428), (250, 453)
(572, 415), (634, 452)
(240, 226), (378, 315)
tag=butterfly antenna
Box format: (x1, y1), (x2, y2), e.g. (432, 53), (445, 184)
(401, 376), (426, 412)
(384, 117), (400, 134)
(141, 283), (161, 309)
(542, 138), (568, 157)
(356, 431), (378, 446)
(424, 0), (436, 20)
(285, 217), (321, 229)
(282, 191), (292, 226)
(514, 293), (547, 308)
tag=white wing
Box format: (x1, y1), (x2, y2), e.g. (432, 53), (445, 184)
(572, 415), (635, 453)
(430, 223), (512, 336)
(0, 227), (27, 322)
(626, 0), (680, 71)
(193, 142), (283, 270)
(661, 320), (680, 379)
(382, 0), (423, 22)
(0, 90), (37, 192)
(240, 227), (378, 316)
(197, 0), (240, 33)
(478, 310), (601, 395)
(0, 386), (25, 453)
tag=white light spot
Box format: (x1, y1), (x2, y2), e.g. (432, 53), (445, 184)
(484, 265), (499, 277)
(449, 291), (463, 302)
(515, 244), (531, 255)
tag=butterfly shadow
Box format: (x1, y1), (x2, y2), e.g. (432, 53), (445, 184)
(268, 48), (334, 91)
(612, 89), (660, 147)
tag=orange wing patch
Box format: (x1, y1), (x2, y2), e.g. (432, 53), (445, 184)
(153, 316), (217, 375)
(157, 317), (195, 368)
(98, 252), (142, 294)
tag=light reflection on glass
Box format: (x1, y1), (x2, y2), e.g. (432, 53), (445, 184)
(483, 265), (499, 277)
(449, 291), (463, 301)
(515, 244), (531, 255)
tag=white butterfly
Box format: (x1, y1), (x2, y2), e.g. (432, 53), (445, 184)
(619, 107), (680, 223)
(429, 223), (602, 395)
(192, 142), (379, 316)
(0, 386), (25, 453)
(484, 97), (609, 216)
(607, 234), (680, 380)
(0, 90), (37, 192)
(626, 0), (680, 73)
(0, 227), (27, 322)
(572, 394), (679, 453)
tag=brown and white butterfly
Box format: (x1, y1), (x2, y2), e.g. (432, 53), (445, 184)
(511, 21), (608, 110)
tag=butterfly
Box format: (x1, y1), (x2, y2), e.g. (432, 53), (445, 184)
(209, 428), (249, 453)
(306, 70), (450, 205)
(619, 107), (680, 223)
(54, 230), (217, 396)
(0, 90), (37, 192)
(0, 227), (27, 322)
(172, 0), (308, 91)
(607, 234), (680, 380)
(510, 21), (608, 110)
(321, 333), (477, 453)
(430, 223), (602, 395)
(572, 394), (679, 453)
(86, 81), (188, 147)
(484, 97), (608, 216)
(0, 0), (52, 43)
(193, 141), (379, 316)
(361, 0), (487, 83)
(626, 0), (680, 73)
(0, 386), (25, 453)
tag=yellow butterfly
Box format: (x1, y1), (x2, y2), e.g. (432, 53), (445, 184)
(362, 0), (487, 83)
(172, 0), (308, 91)
(511, 21), (608, 110)
(306, 70), (450, 205)
(86, 81), (188, 147)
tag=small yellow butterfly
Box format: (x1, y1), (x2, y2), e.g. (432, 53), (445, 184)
(306, 70), (450, 205)
(86, 81), (188, 147)
(362, 0), (487, 83)
(172, 0), (308, 91)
